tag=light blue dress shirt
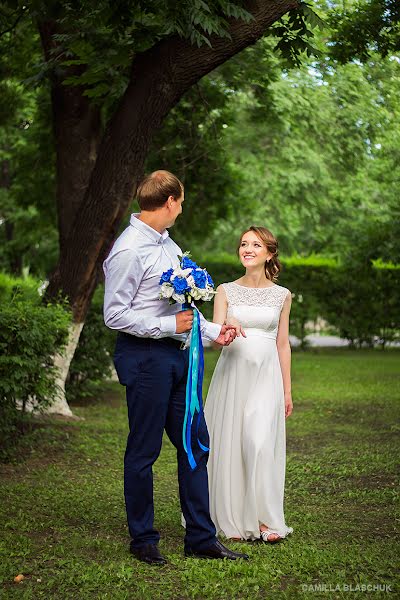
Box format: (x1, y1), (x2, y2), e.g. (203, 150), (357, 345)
(103, 214), (221, 342)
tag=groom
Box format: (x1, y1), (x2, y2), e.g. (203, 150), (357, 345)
(103, 170), (248, 564)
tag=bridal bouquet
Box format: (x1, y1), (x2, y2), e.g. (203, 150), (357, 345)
(159, 252), (216, 470)
(159, 252), (216, 306)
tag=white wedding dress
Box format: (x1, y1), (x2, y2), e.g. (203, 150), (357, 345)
(205, 282), (293, 540)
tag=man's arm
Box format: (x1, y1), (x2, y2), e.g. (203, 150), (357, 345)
(198, 310), (222, 341)
(103, 248), (176, 338)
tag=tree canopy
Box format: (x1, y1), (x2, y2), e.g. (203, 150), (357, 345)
(0, 0), (398, 284)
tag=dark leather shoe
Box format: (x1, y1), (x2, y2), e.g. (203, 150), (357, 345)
(130, 543), (167, 565)
(185, 539), (249, 560)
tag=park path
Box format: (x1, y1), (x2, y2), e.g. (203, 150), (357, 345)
(289, 334), (349, 347)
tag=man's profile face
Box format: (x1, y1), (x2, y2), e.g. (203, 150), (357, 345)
(168, 192), (184, 226)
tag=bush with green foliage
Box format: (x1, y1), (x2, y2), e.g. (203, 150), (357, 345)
(322, 261), (400, 348)
(0, 274), (70, 459)
(0, 271), (46, 304)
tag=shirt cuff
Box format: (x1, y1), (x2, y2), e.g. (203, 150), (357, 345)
(203, 321), (222, 342)
(160, 314), (177, 336)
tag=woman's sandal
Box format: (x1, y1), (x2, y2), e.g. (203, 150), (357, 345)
(260, 529), (282, 544)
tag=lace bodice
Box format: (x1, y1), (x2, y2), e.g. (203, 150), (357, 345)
(222, 282), (290, 338)
(222, 282), (290, 308)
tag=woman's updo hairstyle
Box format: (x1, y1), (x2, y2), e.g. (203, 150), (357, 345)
(237, 226), (281, 282)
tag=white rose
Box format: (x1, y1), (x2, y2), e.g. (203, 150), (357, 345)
(173, 293), (186, 304)
(203, 287), (217, 301)
(172, 267), (192, 278)
(160, 283), (174, 298)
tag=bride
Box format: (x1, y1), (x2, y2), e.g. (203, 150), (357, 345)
(205, 226), (293, 543)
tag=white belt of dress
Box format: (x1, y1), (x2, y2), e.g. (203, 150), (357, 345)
(243, 328), (277, 340)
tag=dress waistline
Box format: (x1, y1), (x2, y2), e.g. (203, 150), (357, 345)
(243, 328), (277, 340)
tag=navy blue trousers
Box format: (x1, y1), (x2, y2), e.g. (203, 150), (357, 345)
(114, 332), (217, 550)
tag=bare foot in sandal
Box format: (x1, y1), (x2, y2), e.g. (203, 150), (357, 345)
(260, 524), (282, 544)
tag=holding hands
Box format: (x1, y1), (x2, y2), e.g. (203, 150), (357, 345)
(215, 324), (237, 346)
(226, 317), (246, 339)
(176, 309), (240, 347)
(215, 317), (247, 346)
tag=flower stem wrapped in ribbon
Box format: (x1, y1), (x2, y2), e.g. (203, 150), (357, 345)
(159, 252), (216, 470)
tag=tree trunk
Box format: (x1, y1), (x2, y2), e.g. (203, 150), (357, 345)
(37, 21), (102, 414)
(21, 322), (84, 418)
(48, 322), (84, 417)
(38, 21), (102, 253)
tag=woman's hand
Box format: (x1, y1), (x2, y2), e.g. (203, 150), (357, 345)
(284, 392), (293, 418)
(226, 317), (246, 338)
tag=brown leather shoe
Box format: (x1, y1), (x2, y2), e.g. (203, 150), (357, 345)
(130, 543), (167, 565)
(185, 539), (249, 560)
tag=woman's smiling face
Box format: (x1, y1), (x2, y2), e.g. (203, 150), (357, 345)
(238, 230), (271, 269)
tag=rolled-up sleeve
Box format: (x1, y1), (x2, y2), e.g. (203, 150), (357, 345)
(103, 248), (176, 338)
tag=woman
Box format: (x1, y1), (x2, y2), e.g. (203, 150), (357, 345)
(205, 226), (293, 543)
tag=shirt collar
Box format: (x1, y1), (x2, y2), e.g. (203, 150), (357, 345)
(130, 213), (170, 244)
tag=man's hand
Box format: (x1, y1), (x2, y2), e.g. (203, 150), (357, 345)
(176, 309), (194, 333)
(214, 324), (237, 346)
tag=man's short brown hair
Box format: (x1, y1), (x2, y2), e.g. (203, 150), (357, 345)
(136, 170), (184, 211)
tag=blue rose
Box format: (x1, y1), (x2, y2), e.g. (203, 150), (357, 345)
(159, 268), (174, 284)
(182, 256), (199, 270)
(206, 272), (214, 287)
(192, 269), (207, 289)
(173, 276), (190, 294)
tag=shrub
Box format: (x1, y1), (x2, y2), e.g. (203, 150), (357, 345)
(323, 262), (400, 348)
(0, 297), (70, 459)
(0, 271), (45, 305)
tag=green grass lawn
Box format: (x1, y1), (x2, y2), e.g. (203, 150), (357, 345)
(1, 349), (399, 599)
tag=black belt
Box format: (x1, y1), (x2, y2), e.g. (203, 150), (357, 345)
(118, 332), (185, 350)
(160, 337), (186, 350)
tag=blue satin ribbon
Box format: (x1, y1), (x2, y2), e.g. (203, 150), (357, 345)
(182, 306), (209, 470)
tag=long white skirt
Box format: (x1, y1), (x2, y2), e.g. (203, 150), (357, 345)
(204, 333), (293, 540)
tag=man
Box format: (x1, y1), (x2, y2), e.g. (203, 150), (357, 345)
(103, 170), (248, 565)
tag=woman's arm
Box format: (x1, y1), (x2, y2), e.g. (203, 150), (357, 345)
(213, 285), (228, 325)
(276, 292), (293, 418)
(210, 285), (229, 349)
